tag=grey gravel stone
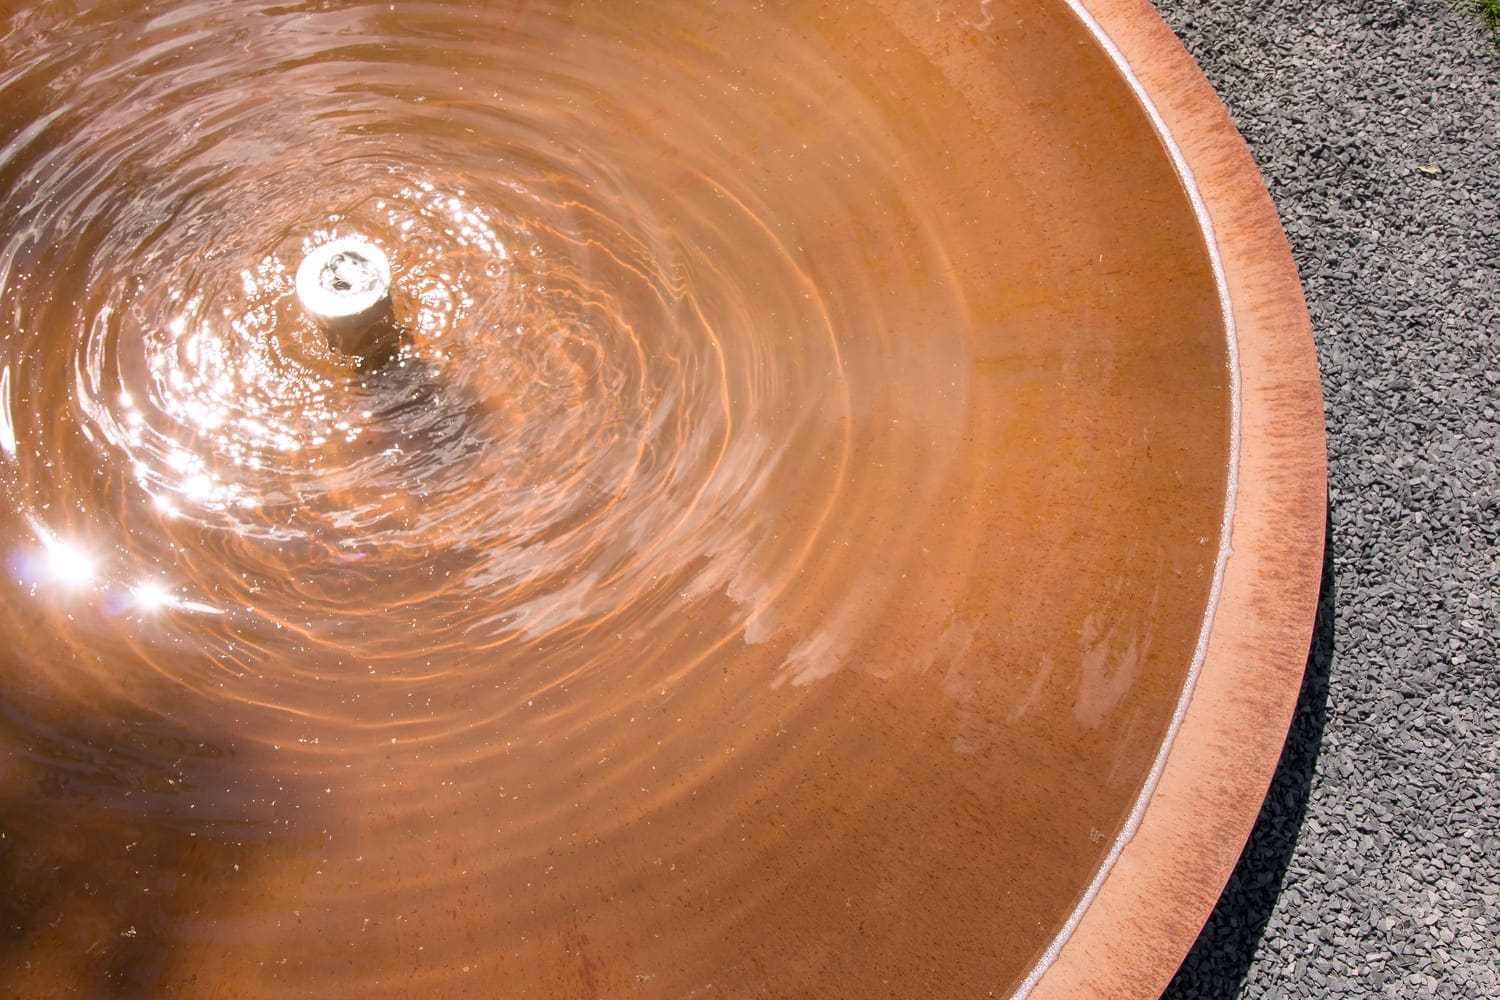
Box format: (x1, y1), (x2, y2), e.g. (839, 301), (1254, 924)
(1150, 0), (1500, 997)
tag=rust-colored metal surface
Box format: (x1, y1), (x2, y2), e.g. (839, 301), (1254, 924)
(0, 1), (1323, 997)
(1029, 1), (1327, 996)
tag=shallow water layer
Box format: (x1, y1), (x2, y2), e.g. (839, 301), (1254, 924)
(0, 1), (1228, 996)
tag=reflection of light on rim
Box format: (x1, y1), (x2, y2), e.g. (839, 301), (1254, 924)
(294, 236), (392, 335)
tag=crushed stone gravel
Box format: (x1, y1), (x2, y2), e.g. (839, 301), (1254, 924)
(1145, 0), (1500, 997)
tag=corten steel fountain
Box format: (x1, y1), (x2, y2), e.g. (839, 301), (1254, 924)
(0, 1), (1324, 997)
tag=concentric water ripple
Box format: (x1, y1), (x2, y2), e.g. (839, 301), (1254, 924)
(0, 2), (1232, 996)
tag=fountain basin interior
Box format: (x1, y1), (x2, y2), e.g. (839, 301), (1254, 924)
(0, 1), (1324, 997)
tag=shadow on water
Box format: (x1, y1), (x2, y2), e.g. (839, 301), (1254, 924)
(0, 44), (276, 998)
(1161, 507), (1336, 999)
(0, 691), (273, 997)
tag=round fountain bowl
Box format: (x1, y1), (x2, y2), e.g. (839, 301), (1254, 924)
(0, 1), (1325, 997)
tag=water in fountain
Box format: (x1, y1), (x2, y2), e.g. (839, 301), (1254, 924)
(0, 2), (1230, 995)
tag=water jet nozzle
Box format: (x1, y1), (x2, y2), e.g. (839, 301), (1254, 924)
(295, 237), (393, 354)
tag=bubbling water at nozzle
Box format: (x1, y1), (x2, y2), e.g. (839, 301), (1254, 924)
(294, 236), (395, 360)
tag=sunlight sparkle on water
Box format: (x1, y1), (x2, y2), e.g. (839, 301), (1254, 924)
(39, 536), (97, 588)
(130, 578), (174, 610)
(124, 578), (221, 615)
(11, 528), (100, 592)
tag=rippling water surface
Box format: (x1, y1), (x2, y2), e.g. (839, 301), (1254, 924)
(0, 1), (1229, 995)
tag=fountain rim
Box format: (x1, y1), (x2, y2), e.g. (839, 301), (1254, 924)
(1018, 0), (1327, 997)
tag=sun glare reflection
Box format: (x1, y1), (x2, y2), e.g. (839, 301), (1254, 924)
(8, 520), (222, 616)
(9, 532), (98, 594)
(124, 578), (223, 616)
(39, 535), (97, 588)
(131, 578), (173, 610)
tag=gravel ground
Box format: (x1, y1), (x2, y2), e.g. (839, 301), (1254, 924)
(1144, 1), (1500, 997)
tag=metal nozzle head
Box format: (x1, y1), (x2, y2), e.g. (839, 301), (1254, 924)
(295, 237), (393, 339)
